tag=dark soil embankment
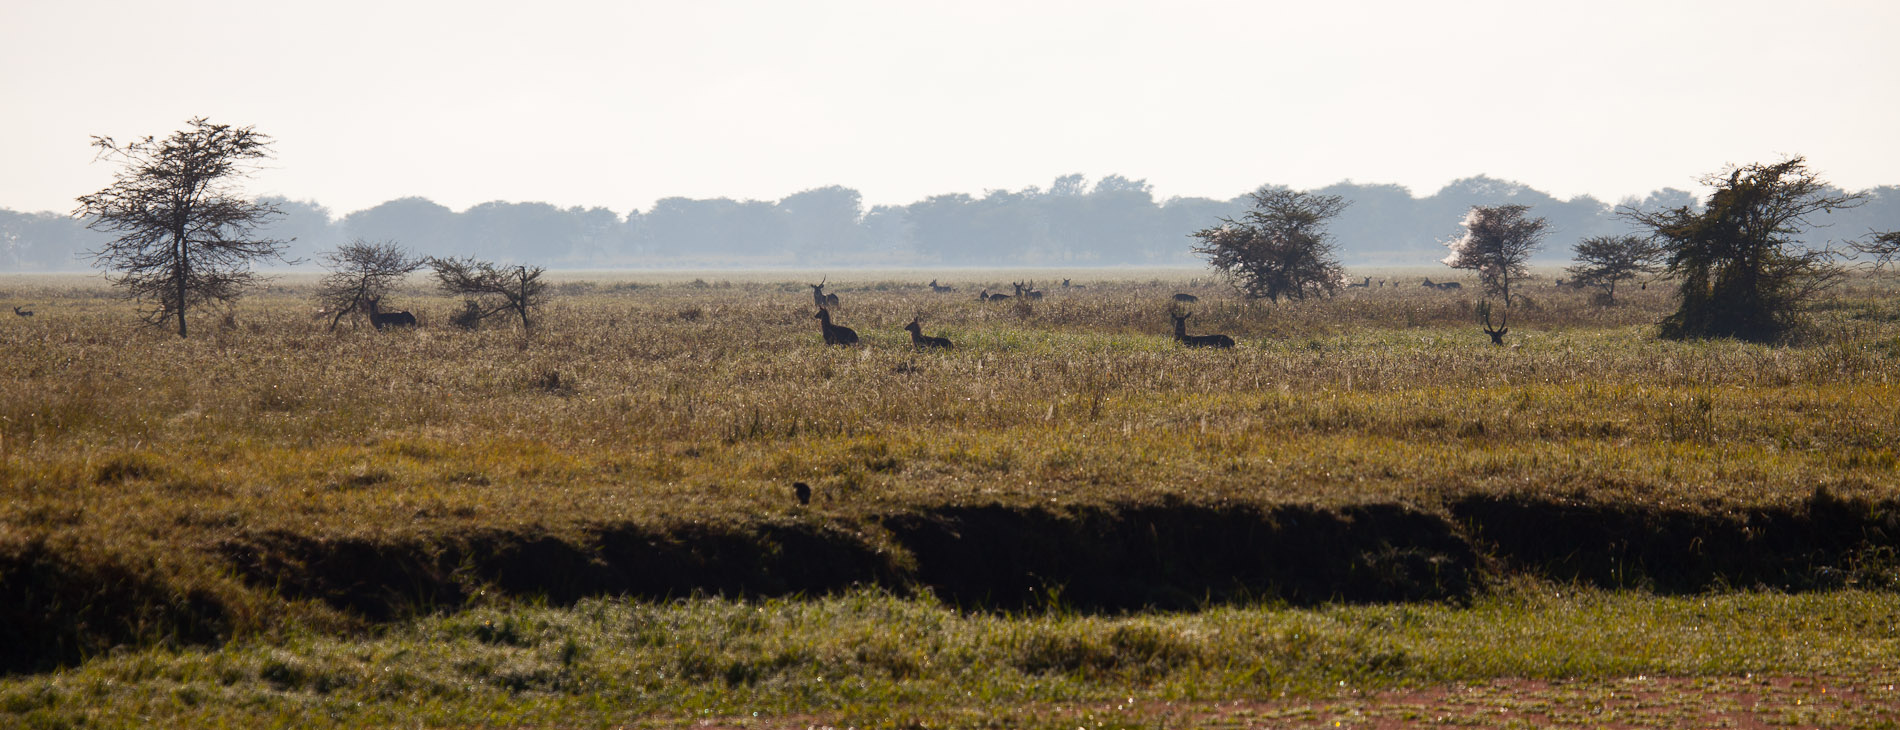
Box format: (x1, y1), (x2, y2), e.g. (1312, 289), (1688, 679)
(6, 490), (1899, 674)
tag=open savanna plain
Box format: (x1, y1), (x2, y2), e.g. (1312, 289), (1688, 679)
(3, 269), (1899, 728)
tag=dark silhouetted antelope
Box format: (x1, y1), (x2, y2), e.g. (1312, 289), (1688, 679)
(929, 279), (954, 293)
(1345, 276), (1371, 289)
(810, 277), (840, 308)
(903, 316), (953, 349)
(814, 308), (858, 345)
(1172, 292), (1199, 303)
(1062, 278), (1083, 289)
(366, 296), (417, 330)
(1171, 311), (1234, 349)
(1478, 300), (1508, 346)
(1013, 281), (1043, 300)
(981, 289), (1010, 302)
(12, 306), (32, 317)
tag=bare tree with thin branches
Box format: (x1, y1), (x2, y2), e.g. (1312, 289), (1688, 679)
(315, 239), (424, 331)
(1853, 230), (1900, 270)
(428, 257), (548, 331)
(74, 118), (288, 337)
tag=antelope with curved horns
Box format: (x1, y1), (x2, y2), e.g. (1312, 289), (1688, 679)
(366, 296), (417, 330)
(903, 315), (953, 349)
(1479, 300), (1509, 346)
(809, 277), (841, 309)
(1170, 311), (1234, 349)
(814, 307), (858, 345)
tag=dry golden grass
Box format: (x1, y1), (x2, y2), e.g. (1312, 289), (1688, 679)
(4, 269), (1896, 545)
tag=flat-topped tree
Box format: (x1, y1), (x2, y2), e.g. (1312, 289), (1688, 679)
(75, 118), (289, 337)
(1566, 234), (1663, 305)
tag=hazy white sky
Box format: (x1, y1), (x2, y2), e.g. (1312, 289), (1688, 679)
(4, 0), (1897, 217)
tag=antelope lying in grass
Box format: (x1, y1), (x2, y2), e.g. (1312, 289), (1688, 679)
(1170, 311), (1233, 349)
(929, 279), (954, 293)
(12, 306), (32, 317)
(904, 316), (953, 349)
(366, 296), (417, 329)
(980, 289), (1011, 302)
(1172, 292), (1199, 303)
(814, 307), (858, 345)
(1345, 276), (1372, 288)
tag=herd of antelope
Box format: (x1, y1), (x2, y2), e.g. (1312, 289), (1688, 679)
(8, 275), (1499, 348)
(810, 277), (1242, 350)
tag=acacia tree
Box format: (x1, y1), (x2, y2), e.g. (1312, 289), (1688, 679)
(1190, 187), (1347, 302)
(316, 239), (424, 331)
(1566, 234), (1663, 304)
(1853, 230), (1900, 269)
(428, 256), (547, 331)
(1442, 204), (1547, 306)
(74, 118), (287, 337)
(1622, 157), (1860, 341)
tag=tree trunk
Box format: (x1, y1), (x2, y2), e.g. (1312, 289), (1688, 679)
(174, 228), (189, 338)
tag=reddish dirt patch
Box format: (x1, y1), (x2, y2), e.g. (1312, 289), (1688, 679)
(683, 674), (1900, 729)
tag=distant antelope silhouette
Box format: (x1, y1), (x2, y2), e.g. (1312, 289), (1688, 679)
(981, 289), (1011, 302)
(12, 306), (32, 317)
(1345, 276), (1371, 288)
(928, 279), (954, 293)
(810, 277), (840, 308)
(1062, 278), (1083, 289)
(814, 307), (858, 345)
(1170, 311), (1234, 349)
(903, 316), (953, 349)
(1172, 292), (1199, 303)
(1013, 281), (1043, 300)
(366, 296), (417, 330)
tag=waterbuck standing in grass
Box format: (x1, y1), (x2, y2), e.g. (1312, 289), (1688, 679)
(814, 308), (858, 345)
(1014, 281), (1043, 300)
(903, 316), (953, 349)
(1170, 311), (1234, 349)
(810, 278), (840, 308)
(366, 296), (417, 330)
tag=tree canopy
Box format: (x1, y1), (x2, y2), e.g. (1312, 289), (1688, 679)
(1622, 157), (1861, 341)
(1442, 204), (1547, 306)
(1191, 187), (1348, 302)
(73, 118), (287, 336)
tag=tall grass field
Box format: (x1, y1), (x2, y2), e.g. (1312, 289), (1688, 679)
(3, 268), (1898, 727)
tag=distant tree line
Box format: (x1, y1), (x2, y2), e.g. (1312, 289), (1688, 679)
(10, 174), (1900, 271)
